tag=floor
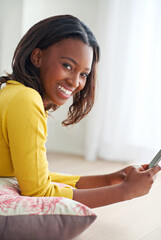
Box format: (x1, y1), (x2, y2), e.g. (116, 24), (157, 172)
(47, 152), (161, 240)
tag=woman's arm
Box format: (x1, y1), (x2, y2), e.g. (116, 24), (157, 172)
(73, 165), (161, 208)
(75, 166), (133, 189)
(73, 182), (126, 208)
(6, 88), (74, 198)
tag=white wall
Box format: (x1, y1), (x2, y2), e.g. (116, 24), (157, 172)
(21, 0), (99, 35)
(0, 0), (23, 75)
(0, 0), (100, 156)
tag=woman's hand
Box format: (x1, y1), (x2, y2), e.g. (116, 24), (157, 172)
(107, 166), (133, 185)
(122, 164), (161, 200)
(74, 164), (161, 208)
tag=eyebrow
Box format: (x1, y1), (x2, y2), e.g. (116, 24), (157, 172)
(60, 56), (91, 71)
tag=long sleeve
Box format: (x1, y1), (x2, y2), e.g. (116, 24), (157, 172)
(4, 86), (79, 199)
(48, 170), (80, 188)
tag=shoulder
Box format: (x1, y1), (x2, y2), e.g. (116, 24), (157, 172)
(7, 84), (46, 118)
(12, 85), (42, 104)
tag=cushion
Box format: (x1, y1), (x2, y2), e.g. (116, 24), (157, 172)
(0, 177), (96, 240)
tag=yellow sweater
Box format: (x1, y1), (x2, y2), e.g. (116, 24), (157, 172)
(0, 80), (80, 199)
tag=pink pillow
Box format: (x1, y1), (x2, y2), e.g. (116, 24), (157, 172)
(0, 177), (96, 240)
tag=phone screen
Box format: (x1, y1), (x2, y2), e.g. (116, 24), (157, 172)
(149, 150), (161, 169)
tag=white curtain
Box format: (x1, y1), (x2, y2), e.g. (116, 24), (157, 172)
(85, 0), (161, 163)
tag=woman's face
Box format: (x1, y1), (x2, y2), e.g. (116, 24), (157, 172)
(32, 38), (93, 106)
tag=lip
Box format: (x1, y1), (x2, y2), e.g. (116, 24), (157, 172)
(56, 85), (72, 99)
(57, 84), (75, 92)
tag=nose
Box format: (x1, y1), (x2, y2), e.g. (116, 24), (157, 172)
(66, 74), (80, 89)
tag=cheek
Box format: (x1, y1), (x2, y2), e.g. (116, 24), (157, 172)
(74, 81), (86, 95)
(75, 83), (85, 94)
(40, 64), (62, 83)
(80, 80), (87, 91)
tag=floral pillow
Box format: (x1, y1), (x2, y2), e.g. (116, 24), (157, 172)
(0, 177), (96, 240)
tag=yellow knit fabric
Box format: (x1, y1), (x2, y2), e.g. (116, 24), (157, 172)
(0, 80), (80, 198)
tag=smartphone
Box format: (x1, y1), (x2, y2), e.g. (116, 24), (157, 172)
(148, 150), (161, 169)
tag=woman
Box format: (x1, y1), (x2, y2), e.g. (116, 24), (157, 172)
(0, 15), (160, 208)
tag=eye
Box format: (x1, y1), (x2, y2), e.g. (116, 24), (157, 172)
(80, 73), (89, 79)
(63, 63), (72, 71)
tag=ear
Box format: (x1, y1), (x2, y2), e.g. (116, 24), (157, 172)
(30, 48), (43, 67)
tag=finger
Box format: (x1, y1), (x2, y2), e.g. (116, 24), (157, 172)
(135, 164), (148, 171)
(119, 172), (127, 179)
(141, 164), (149, 170)
(125, 166), (134, 174)
(130, 165), (142, 171)
(147, 164), (161, 176)
(128, 166), (138, 173)
(137, 165), (146, 171)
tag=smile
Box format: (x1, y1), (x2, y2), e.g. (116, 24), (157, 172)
(57, 85), (73, 95)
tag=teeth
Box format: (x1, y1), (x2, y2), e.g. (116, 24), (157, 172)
(58, 85), (72, 95)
